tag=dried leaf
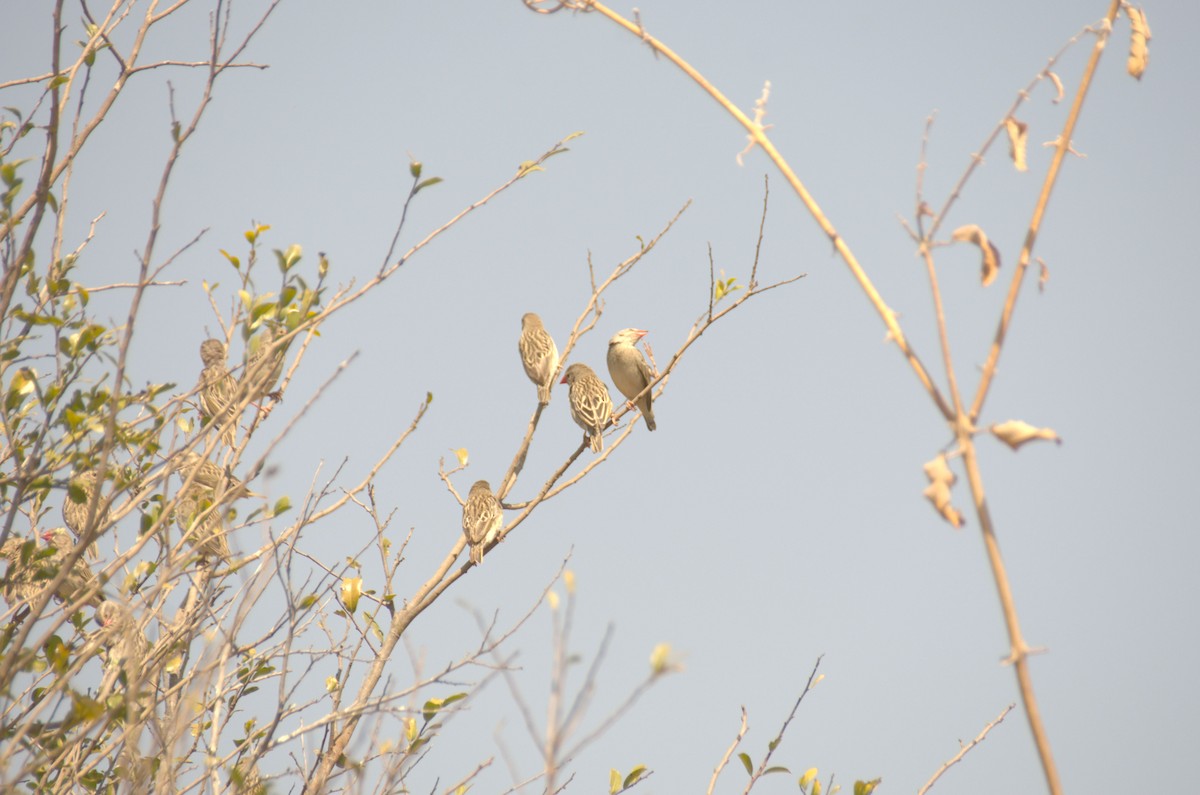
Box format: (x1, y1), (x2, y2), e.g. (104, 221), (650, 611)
(950, 224), (1001, 286)
(923, 453), (963, 528)
(1046, 70), (1064, 103)
(1037, 257), (1049, 293)
(922, 453), (955, 486)
(991, 420), (1063, 451)
(1126, 5), (1150, 80)
(1004, 117), (1029, 172)
(923, 481), (965, 528)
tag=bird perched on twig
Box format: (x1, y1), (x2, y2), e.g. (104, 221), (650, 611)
(173, 451), (261, 501)
(1, 536), (42, 610)
(174, 489), (232, 563)
(606, 328), (657, 431)
(62, 470), (105, 559)
(561, 363), (613, 453)
(96, 600), (152, 672)
(519, 312), (560, 404)
(461, 480), (503, 566)
(244, 320), (289, 403)
(198, 338), (239, 446)
(41, 527), (104, 607)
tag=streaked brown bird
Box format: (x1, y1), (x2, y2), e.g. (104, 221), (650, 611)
(41, 527), (104, 606)
(62, 470), (105, 559)
(560, 363), (613, 453)
(606, 328), (657, 431)
(174, 451), (260, 501)
(519, 312), (560, 404)
(244, 320), (288, 403)
(96, 600), (152, 671)
(198, 338), (239, 446)
(1, 536), (42, 609)
(461, 480), (503, 566)
(174, 488), (232, 563)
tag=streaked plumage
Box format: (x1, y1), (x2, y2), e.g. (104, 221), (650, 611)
(1, 536), (42, 609)
(606, 328), (657, 431)
(174, 451), (260, 500)
(96, 600), (152, 670)
(560, 363), (613, 453)
(519, 313), (560, 404)
(244, 321), (288, 402)
(198, 338), (239, 446)
(61, 470), (104, 559)
(41, 527), (103, 606)
(461, 480), (503, 566)
(174, 488), (231, 563)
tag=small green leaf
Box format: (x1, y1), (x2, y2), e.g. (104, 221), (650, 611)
(272, 496), (291, 517)
(623, 765), (647, 788)
(422, 698), (444, 723)
(763, 766), (790, 775)
(738, 753), (753, 776)
(413, 176), (443, 195)
(409, 160), (422, 179)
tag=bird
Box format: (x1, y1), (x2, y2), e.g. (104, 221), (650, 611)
(244, 320), (288, 403)
(606, 328), (657, 431)
(519, 312), (560, 404)
(174, 451), (260, 501)
(61, 470), (105, 559)
(198, 338), (239, 446)
(174, 488), (231, 563)
(96, 600), (152, 672)
(1, 536), (42, 610)
(40, 527), (104, 606)
(461, 480), (503, 566)
(560, 363), (613, 453)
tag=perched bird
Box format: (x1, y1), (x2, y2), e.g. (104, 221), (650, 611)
(174, 488), (232, 563)
(174, 451), (260, 500)
(518, 312), (560, 404)
(244, 321), (288, 403)
(1, 536), (42, 609)
(461, 480), (503, 566)
(560, 363), (613, 453)
(198, 338), (239, 446)
(606, 328), (657, 431)
(96, 600), (152, 671)
(40, 527), (104, 606)
(61, 470), (105, 559)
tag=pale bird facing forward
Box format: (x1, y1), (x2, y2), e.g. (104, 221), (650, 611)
(198, 338), (239, 446)
(519, 312), (560, 404)
(560, 363), (613, 453)
(461, 480), (503, 566)
(606, 328), (657, 431)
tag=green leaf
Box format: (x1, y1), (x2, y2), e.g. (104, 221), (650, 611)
(422, 698), (444, 723)
(853, 779), (881, 795)
(47, 74), (70, 89)
(623, 765), (647, 788)
(738, 752), (753, 776)
(764, 766), (790, 775)
(272, 496), (292, 517)
(609, 769), (621, 794)
(413, 176), (443, 195)
(409, 160), (422, 179)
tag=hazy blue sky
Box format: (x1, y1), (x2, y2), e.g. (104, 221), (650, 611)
(4, 1), (1197, 793)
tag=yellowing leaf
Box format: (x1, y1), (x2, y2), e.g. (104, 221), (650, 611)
(451, 448), (469, 467)
(649, 642), (676, 675)
(1004, 117), (1028, 172)
(564, 569), (576, 594)
(609, 769), (621, 794)
(950, 224), (1001, 286)
(990, 420), (1063, 451)
(547, 590), (559, 610)
(340, 576), (363, 613)
(325, 675), (339, 692)
(1126, 5), (1150, 80)
(800, 768), (819, 789)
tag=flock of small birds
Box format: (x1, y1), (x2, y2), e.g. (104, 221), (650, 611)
(462, 314), (658, 567)
(1, 315), (659, 623)
(1, 327), (286, 624)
